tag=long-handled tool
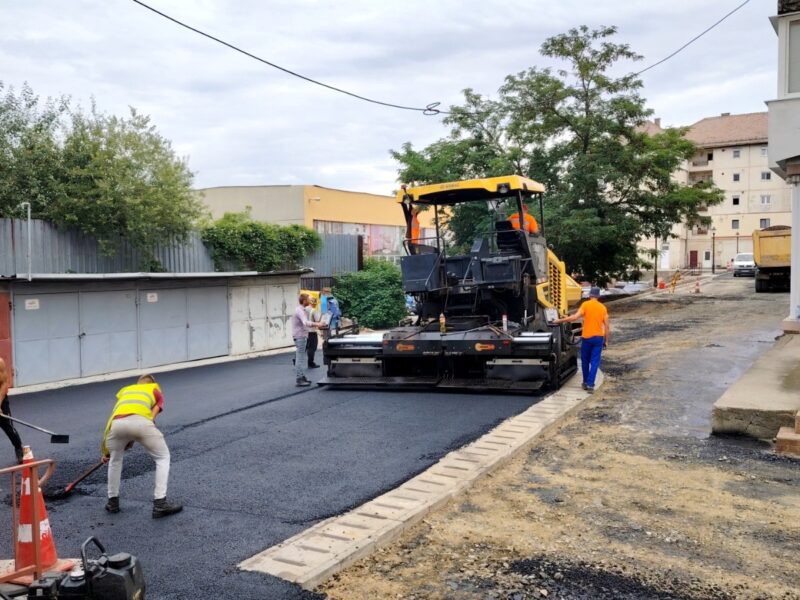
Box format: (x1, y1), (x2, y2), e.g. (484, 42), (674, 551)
(0, 413), (69, 444)
(44, 460), (104, 500)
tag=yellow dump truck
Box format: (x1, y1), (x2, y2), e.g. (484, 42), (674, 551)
(753, 225), (791, 293)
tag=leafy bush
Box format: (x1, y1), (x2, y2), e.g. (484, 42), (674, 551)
(334, 259), (407, 329)
(0, 83), (203, 257)
(202, 211), (321, 272)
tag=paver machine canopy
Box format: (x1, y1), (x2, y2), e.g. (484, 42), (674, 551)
(321, 175), (580, 393)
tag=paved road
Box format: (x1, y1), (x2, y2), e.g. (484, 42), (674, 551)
(1, 354), (539, 599)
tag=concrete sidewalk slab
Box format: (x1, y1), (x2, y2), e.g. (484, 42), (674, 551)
(712, 334), (800, 440)
(239, 370), (603, 590)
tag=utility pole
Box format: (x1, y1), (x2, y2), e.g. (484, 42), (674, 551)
(766, 1), (800, 332)
(19, 202), (31, 282)
(711, 227), (716, 275)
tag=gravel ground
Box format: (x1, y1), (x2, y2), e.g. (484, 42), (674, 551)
(321, 274), (800, 600)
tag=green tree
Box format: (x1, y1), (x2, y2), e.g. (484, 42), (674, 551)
(0, 83), (203, 258)
(202, 210), (321, 272)
(334, 259), (407, 329)
(392, 26), (723, 283)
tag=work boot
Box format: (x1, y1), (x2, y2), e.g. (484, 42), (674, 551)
(152, 497), (183, 519)
(581, 382), (588, 391)
(586, 386), (595, 394)
(105, 497), (120, 514)
(296, 377), (311, 387)
(308, 363), (320, 369)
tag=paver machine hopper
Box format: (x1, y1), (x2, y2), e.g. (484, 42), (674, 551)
(320, 175), (581, 393)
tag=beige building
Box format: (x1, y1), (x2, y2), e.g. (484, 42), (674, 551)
(197, 184), (437, 260)
(643, 112), (792, 271)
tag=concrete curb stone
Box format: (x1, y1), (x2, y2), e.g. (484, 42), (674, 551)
(238, 369), (604, 590)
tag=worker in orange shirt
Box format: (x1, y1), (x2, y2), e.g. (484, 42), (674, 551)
(508, 204), (539, 234)
(408, 207), (421, 243)
(553, 287), (609, 393)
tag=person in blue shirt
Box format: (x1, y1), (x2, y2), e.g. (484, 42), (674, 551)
(322, 287), (341, 329)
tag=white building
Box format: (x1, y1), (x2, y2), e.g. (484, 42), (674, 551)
(642, 112), (793, 271)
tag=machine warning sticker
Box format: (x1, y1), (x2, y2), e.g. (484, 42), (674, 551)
(395, 343), (415, 351)
(475, 343), (496, 351)
(146, 292), (158, 303)
(24, 299), (40, 310)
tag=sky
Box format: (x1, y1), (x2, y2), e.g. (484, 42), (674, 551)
(1, 0), (778, 195)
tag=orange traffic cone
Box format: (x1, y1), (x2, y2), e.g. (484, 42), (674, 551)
(13, 446), (73, 580)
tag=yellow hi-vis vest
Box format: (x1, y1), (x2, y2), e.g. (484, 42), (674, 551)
(101, 383), (161, 455)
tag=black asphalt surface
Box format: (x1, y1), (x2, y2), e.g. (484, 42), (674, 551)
(1, 353), (538, 599)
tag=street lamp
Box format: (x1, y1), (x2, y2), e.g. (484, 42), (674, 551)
(711, 226), (716, 274)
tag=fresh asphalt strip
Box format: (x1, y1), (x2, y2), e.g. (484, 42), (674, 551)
(0, 352), (544, 600)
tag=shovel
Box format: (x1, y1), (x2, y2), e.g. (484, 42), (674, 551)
(0, 413), (69, 444)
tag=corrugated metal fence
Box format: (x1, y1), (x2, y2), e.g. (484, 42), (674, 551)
(0, 219), (214, 276)
(0, 219), (360, 277)
(299, 233), (361, 278)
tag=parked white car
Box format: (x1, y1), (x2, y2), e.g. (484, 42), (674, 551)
(732, 252), (756, 277)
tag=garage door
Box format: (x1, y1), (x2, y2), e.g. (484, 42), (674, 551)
(140, 288), (188, 368)
(141, 286), (230, 367)
(79, 290), (138, 376)
(187, 287), (229, 360)
(13, 293), (81, 386)
(266, 283), (298, 349)
(229, 286), (267, 355)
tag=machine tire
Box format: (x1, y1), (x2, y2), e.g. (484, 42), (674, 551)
(755, 279), (766, 293)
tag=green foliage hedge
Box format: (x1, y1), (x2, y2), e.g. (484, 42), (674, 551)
(334, 259), (407, 329)
(201, 211), (321, 271)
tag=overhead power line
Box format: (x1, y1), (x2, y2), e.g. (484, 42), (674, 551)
(131, 0), (444, 115)
(634, 0), (752, 76)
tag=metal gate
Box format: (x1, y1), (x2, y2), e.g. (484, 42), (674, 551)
(12, 293), (81, 385)
(187, 287), (229, 360)
(79, 291), (138, 377)
(139, 286), (229, 368)
(12, 284), (231, 385)
(229, 282), (298, 354)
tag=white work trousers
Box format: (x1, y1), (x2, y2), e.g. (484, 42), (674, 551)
(106, 415), (170, 500)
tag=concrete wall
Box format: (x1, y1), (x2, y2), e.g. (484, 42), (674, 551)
(198, 186), (306, 225)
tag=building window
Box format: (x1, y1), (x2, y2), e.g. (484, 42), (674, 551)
(732, 173), (740, 182)
(761, 171), (772, 181)
(732, 149), (740, 158)
(761, 147), (768, 156)
(760, 218), (771, 229)
(790, 20), (800, 93)
(761, 194), (772, 205)
(732, 195), (740, 205)
(732, 219), (739, 229)
(704, 251), (711, 261)
(707, 152), (713, 161)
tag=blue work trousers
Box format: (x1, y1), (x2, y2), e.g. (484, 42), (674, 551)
(580, 336), (604, 388)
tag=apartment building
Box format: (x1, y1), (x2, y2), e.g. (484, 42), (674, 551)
(644, 112), (792, 271)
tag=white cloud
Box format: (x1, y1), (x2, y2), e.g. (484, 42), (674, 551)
(0, 0), (778, 194)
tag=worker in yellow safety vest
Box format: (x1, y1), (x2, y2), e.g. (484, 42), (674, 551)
(101, 374), (182, 518)
(509, 204), (539, 234)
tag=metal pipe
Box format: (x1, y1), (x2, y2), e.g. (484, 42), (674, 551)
(19, 202), (31, 281)
(538, 193), (545, 237)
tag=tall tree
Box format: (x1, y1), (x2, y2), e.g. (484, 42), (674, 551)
(0, 83), (203, 258)
(392, 26), (722, 283)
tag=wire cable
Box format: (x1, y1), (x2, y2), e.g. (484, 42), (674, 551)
(634, 0), (752, 76)
(131, 0), (444, 115)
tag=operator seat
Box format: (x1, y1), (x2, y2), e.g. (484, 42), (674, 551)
(495, 220), (529, 255)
